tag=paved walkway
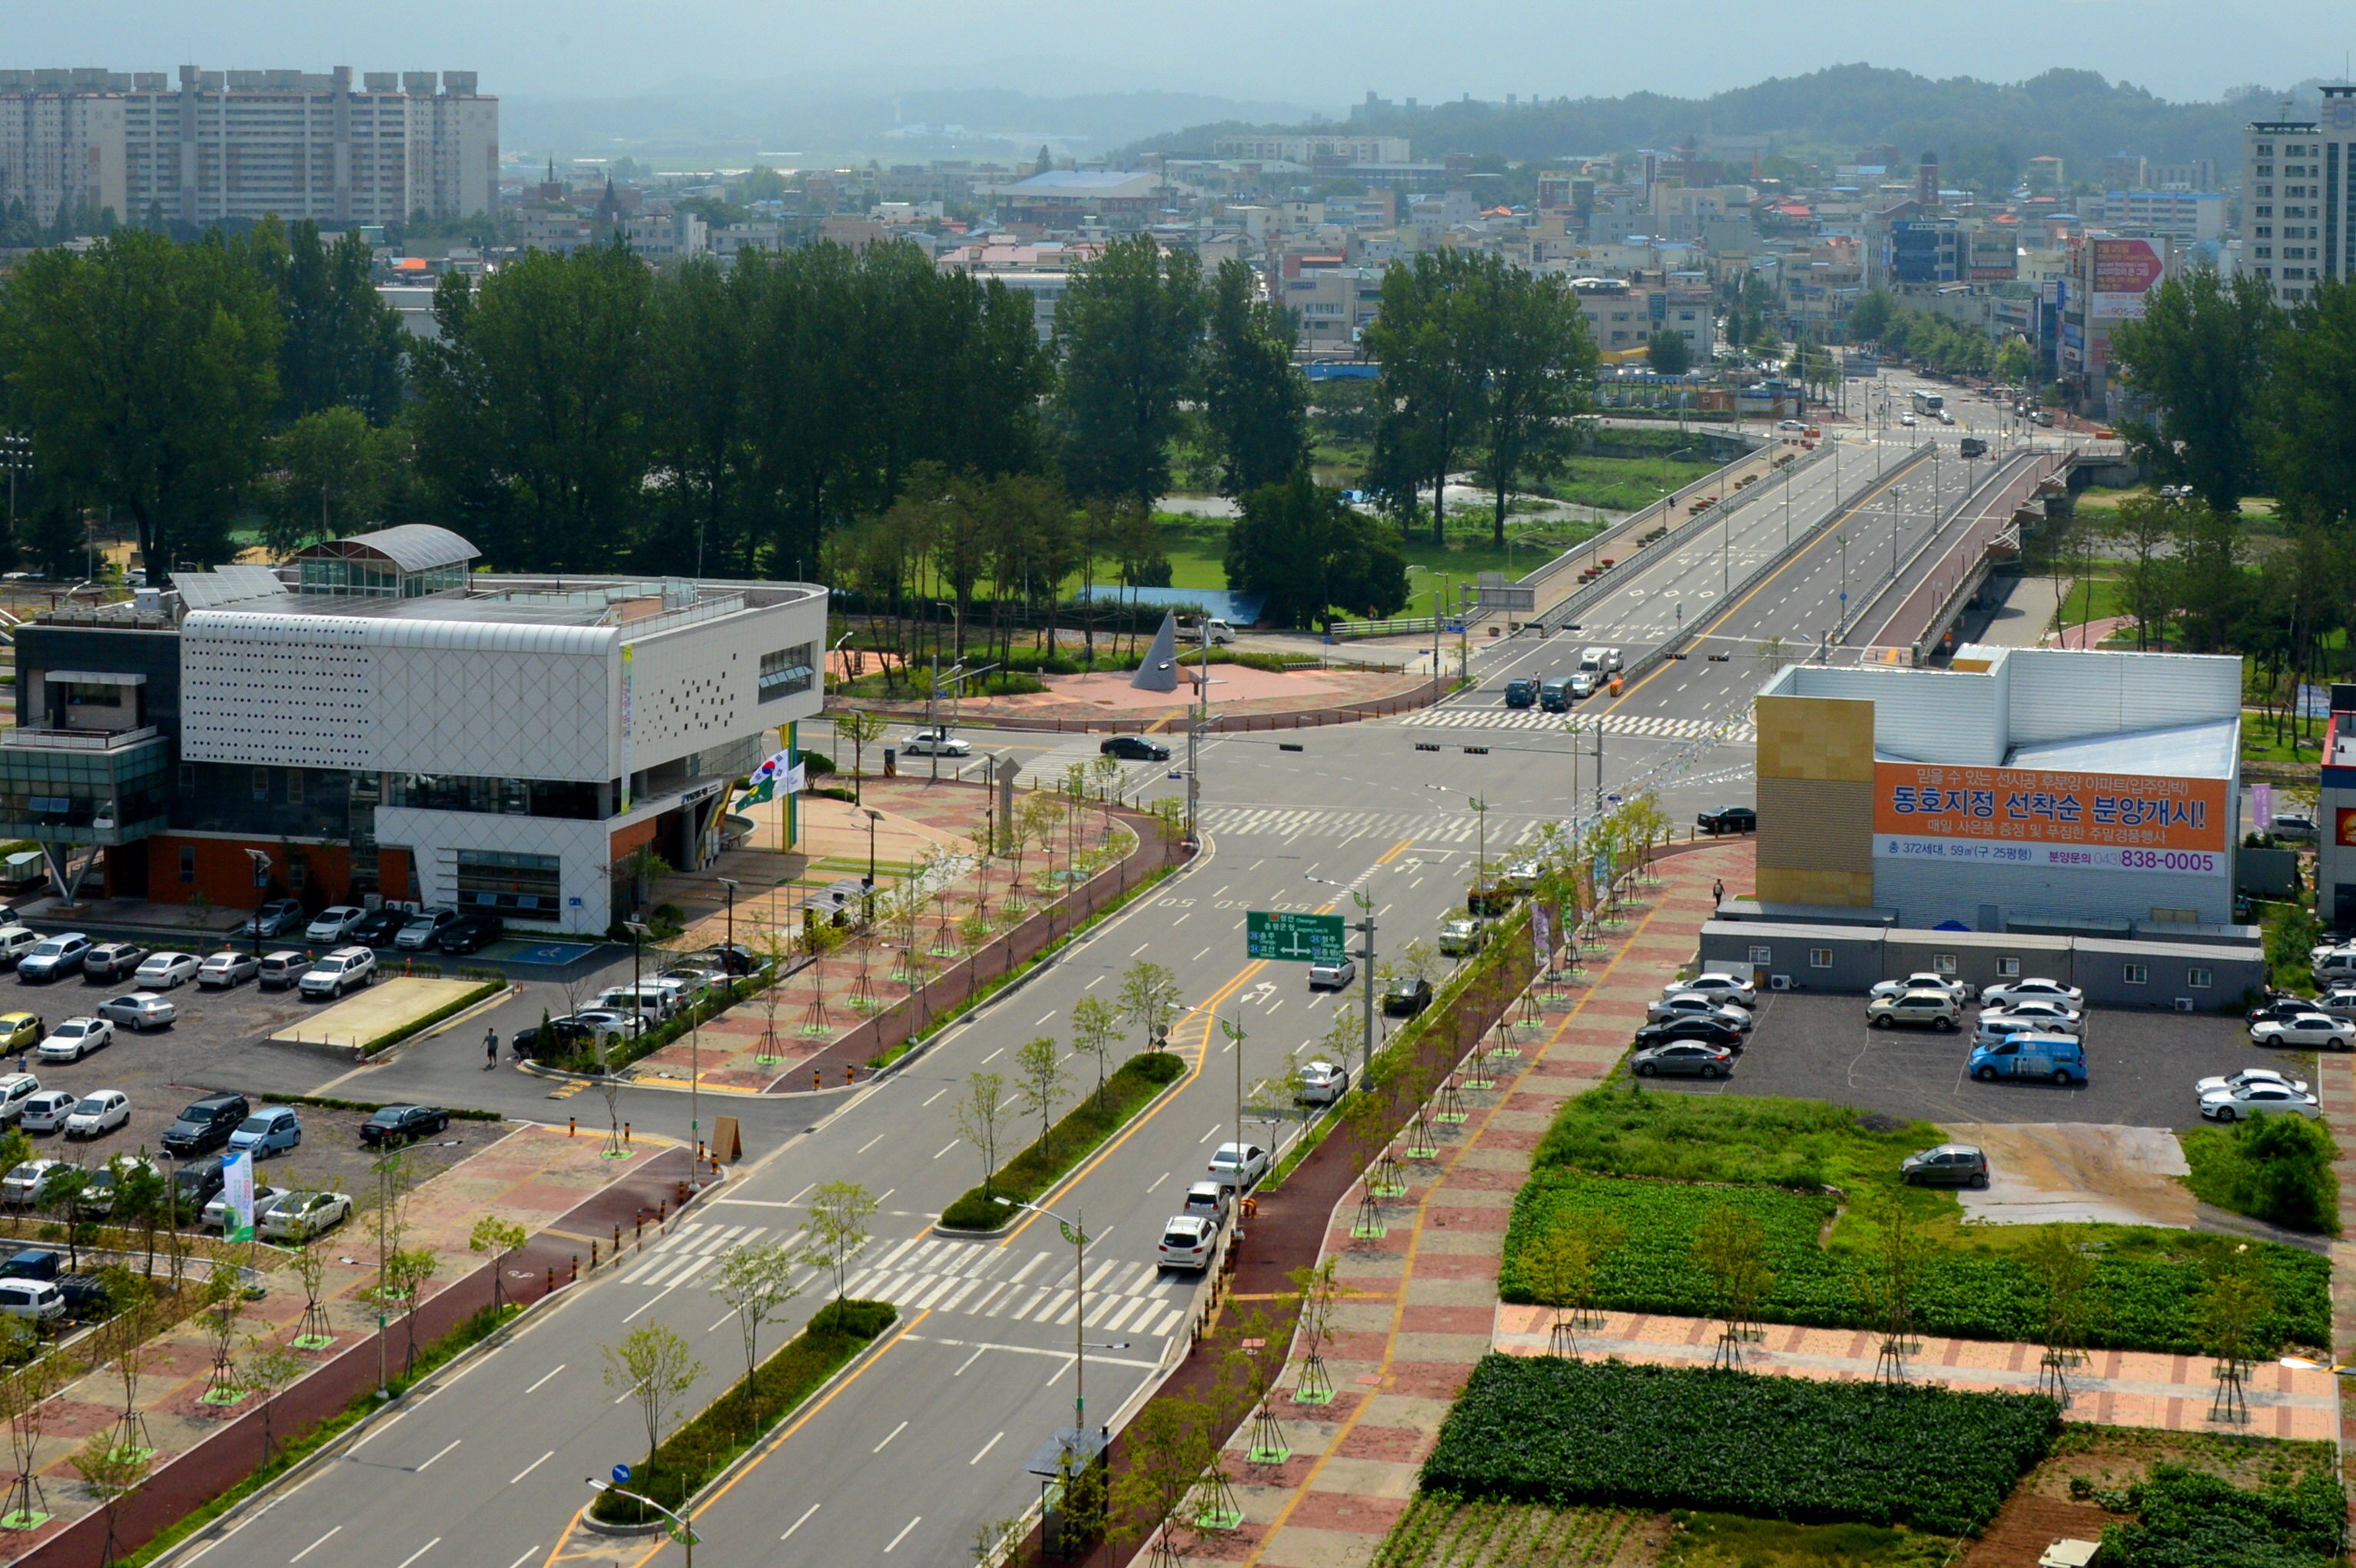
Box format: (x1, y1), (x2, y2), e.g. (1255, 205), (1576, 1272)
(1175, 837), (2341, 1568)
(2312, 1050), (2356, 1461)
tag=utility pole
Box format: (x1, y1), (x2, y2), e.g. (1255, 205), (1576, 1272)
(926, 652), (940, 781)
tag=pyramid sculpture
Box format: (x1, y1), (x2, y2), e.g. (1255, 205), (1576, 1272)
(1130, 610), (1180, 691)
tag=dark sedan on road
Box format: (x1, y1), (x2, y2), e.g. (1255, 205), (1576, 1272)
(1697, 806), (1757, 836)
(1633, 1016), (1745, 1050)
(436, 913), (504, 954)
(360, 1104), (450, 1147)
(348, 909), (410, 947)
(1631, 1041), (1735, 1079)
(1382, 976), (1434, 1018)
(1100, 735), (1171, 762)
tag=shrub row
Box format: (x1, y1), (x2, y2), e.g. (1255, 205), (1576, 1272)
(1497, 1172), (2331, 1357)
(938, 1050), (1186, 1231)
(1421, 1355), (2059, 1537)
(2102, 1461), (2346, 1568)
(589, 1298), (897, 1526)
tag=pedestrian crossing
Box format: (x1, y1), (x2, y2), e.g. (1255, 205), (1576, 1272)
(1199, 806), (1552, 845)
(619, 1222), (1193, 1341)
(1014, 738), (1172, 793)
(1401, 708), (1755, 741)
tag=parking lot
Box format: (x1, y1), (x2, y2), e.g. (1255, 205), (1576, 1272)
(0, 952), (499, 1213)
(1648, 990), (2282, 1131)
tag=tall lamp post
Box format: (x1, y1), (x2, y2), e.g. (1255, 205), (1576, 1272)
(243, 850), (272, 959)
(585, 1478), (693, 1568)
(1305, 874), (1378, 1088)
(623, 919), (651, 1047)
(994, 1198), (1129, 1439)
(706, 877), (741, 1165)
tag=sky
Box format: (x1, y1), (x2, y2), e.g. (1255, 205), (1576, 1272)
(10, 0), (2336, 106)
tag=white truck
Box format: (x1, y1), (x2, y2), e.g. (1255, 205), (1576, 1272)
(1577, 646), (1622, 676)
(1177, 616), (1236, 646)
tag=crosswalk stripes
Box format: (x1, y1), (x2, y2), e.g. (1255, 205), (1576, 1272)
(1198, 806), (1561, 845)
(1399, 708), (1756, 741)
(626, 1223), (1192, 1340)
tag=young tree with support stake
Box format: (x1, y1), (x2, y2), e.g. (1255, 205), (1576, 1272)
(469, 1215), (529, 1316)
(955, 1071), (1009, 1200)
(1015, 1036), (1070, 1159)
(709, 1241), (798, 1423)
(1118, 960), (1183, 1051)
(1068, 995), (1122, 1106)
(602, 1323), (705, 1477)
(796, 1181), (878, 1301)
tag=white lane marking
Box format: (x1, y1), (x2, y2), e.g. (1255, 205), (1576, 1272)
(1198, 1125), (1219, 1143)
(1146, 1171), (1169, 1192)
(954, 1345), (987, 1376)
(969, 1430), (1004, 1465)
(350, 1410), (407, 1451)
(873, 1418), (909, 1454)
(933, 1139), (958, 1160)
(391, 1540), (442, 1568)
(857, 1132), (886, 1155)
(509, 1450), (553, 1484)
(921, 1087), (947, 1107)
(707, 1309), (735, 1334)
(781, 1503), (821, 1540)
(785, 1182), (815, 1205)
(981, 1047), (1004, 1064)
(885, 1517), (922, 1553)
(415, 1439), (460, 1473)
(1084, 974), (1104, 989)
(1035, 1010), (1057, 1026)
(289, 1525), (340, 1563)
(505, 1550), (537, 1568)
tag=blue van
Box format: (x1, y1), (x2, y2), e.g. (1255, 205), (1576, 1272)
(1966, 1033), (2085, 1086)
(1504, 678), (1538, 709)
(1540, 678), (1573, 712)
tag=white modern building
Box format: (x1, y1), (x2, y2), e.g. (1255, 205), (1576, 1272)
(2241, 87), (2354, 305)
(0, 65), (496, 228)
(8, 527), (824, 936)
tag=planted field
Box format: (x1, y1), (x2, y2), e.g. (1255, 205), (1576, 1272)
(1422, 1356), (2059, 1537)
(1369, 1493), (1646, 1567)
(1498, 1171), (2331, 1355)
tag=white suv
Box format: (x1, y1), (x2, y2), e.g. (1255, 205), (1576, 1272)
(300, 947), (377, 999)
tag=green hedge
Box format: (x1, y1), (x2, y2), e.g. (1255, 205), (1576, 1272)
(1421, 1355), (2058, 1537)
(360, 980), (505, 1057)
(589, 1298), (897, 1526)
(938, 1050), (1186, 1231)
(2101, 1462), (2347, 1568)
(1498, 1172), (2331, 1357)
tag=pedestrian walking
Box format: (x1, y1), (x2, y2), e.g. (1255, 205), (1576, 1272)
(484, 1027), (499, 1069)
(1712, 877), (1725, 908)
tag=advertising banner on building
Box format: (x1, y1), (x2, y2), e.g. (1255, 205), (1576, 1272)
(2336, 807), (2356, 849)
(1872, 761), (2228, 877)
(2089, 237), (2165, 319)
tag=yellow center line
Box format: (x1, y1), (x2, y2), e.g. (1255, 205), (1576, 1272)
(1603, 449), (1935, 710)
(1238, 875), (1684, 1566)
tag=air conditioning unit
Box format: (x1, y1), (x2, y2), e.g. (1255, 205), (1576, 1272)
(1770, 974), (1794, 991)
(2172, 997), (2195, 1013)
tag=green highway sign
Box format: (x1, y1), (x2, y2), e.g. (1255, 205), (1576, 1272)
(1246, 910), (1347, 963)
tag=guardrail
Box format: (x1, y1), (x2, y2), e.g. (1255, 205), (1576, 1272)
(1515, 433), (1780, 612)
(1612, 443), (1936, 691)
(1329, 615), (1438, 640)
(1888, 452), (2062, 664)
(1842, 446), (2045, 647)
(1534, 441), (1838, 637)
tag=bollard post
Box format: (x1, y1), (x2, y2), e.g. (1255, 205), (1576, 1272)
(568, 1116), (576, 1138)
(545, 1265), (555, 1296)
(812, 1069), (821, 1091)
(635, 1214), (644, 1248)
(569, 1255), (579, 1285)
(623, 1122), (631, 1145)
(612, 1222), (622, 1254)
(590, 1239), (599, 1271)
(845, 1063), (855, 1085)
(659, 1198), (668, 1225)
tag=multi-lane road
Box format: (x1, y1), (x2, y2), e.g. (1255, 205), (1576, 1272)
(174, 377), (2091, 1568)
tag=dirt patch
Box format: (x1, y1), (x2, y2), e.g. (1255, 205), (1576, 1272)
(1958, 1492), (2112, 1568)
(1950, 1123), (2195, 1228)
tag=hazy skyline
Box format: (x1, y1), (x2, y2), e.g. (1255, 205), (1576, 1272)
(9, 1), (2338, 107)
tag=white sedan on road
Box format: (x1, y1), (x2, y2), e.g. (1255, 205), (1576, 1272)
(901, 730), (972, 757)
(2250, 1013), (2356, 1051)
(2199, 1082), (2323, 1122)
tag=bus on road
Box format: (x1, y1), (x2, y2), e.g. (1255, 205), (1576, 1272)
(1910, 389), (1945, 416)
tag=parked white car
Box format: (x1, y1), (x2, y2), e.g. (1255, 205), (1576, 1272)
(202, 1185), (288, 1232)
(299, 947), (377, 999)
(1867, 990), (1961, 1031)
(131, 951), (201, 990)
(1297, 1059), (1350, 1104)
(1157, 1215), (1217, 1272)
(1206, 1142), (1270, 1193)
(16, 1093), (74, 1135)
(2250, 1013), (2356, 1051)
(96, 993), (176, 1033)
(64, 1089), (130, 1139)
(36, 1018), (111, 1063)
(305, 907), (367, 943)
(0, 1159), (61, 1206)
(1665, 973), (1757, 1008)
(260, 1190), (353, 1241)
(2197, 1068), (2311, 1099)
(0, 928), (42, 970)
(1979, 1000), (2082, 1036)
(197, 951), (260, 989)
(2199, 1082), (2322, 1122)
(1647, 993), (1754, 1032)
(1980, 977), (2084, 1009)
(1869, 973), (1976, 1003)
(901, 730), (972, 757)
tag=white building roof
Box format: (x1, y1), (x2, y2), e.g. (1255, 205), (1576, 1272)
(2005, 718), (2239, 779)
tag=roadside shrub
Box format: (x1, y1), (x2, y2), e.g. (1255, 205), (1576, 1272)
(1422, 1355), (2057, 1537)
(2180, 1114), (2340, 1235)
(937, 1050), (1184, 1231)
(2102, 1461), (2346, 1568)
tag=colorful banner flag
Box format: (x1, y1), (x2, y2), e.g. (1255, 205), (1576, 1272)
(1531, 900), (1555, 970)
(738, 748), (795, 805)
(223, 1150), (255, 1244)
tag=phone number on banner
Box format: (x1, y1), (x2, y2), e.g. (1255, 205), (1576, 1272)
(1873, 836), (2222, 876)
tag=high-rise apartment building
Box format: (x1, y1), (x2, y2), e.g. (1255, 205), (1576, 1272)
(2241, 87), (2355, 305)
(0, 66), (495, 228)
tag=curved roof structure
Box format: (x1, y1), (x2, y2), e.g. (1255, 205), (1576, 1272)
(297, 524), (476, 575)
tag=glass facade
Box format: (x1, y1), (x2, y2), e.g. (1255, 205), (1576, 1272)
(383, 773), (603, 821)
(456, 850), (562, 913)
(0, 735), (170, 844)
(759, 642), (816, 702)
(297, 557), (470, 598)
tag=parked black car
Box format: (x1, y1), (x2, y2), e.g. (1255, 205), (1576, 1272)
(161, 1092), (251, 1158)
(360, 1104), (450, 1147)
(1697, 806), (1757, 836)
(171, 1162), (226, 1215)
(2248, 994), (2320, 1026)
(1100, 735), (1171, 761)
(1630, 1041), (1735, 1079)
(1633, 1016), (1745, 1049)
(699, 943), (761, 976)
(348, 908), (410, 947)
(1382, 976), (1435, 1018)
(436, 913), (504, 953)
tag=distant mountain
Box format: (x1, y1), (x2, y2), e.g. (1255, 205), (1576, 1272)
(1124, 66), (2305, 185)
(505, 78), (1319, 167)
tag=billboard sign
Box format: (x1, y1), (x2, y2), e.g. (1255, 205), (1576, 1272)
(2089, 237), (2165, 319)
(1873, 762), (2228, 877)
(2336, 807), (2356, 849)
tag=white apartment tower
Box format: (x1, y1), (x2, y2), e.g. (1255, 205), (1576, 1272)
(0, 66), (496, 228)
(2242, 86), (2356, 305)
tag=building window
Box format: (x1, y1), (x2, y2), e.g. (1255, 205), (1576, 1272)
(286, 770), (304, 806)
(1809, 947), (1833, 970)
(2122, 963), (2149, 985)
(2187, 967), (2213, 990)
(288, 860), (307, 892)
(1747, 945), (1771, 966)
(2149, 907), (2195, 924)
(251, 767), (270, 802)
(178, 846), (195, 885)
(1932, 953), (1958, 975)
(456, 849), (562, 913)
(178, 763), (194, 792)
(1997, 956), (2021, 977)
(758, 643), (816, 703)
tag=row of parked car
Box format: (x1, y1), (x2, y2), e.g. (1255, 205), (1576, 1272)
(1156, 1142), (1274, 1271)
(242, 900), (508, 955)
(515, 943), (765, 1057)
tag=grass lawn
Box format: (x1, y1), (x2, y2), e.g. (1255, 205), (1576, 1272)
(2241, 711), (2328, 767)
(1662, 1513), (1953, 1568)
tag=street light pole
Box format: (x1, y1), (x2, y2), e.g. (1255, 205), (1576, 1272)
(708, 877), (740, 1165)
(1305, 875), (1378, 1088)
(585, 1480), (693, 1568)
(996, 1198), (1127, 1435)
(244, 850), (271, 960)
(624, 920), (651, 1049)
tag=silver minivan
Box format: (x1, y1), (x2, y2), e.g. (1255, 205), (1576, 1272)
(257, 950), (309, 990)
